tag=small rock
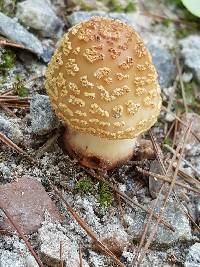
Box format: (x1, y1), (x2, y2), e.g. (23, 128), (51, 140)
(0, 114), (23, 145)
(180, 35), (200, 84)
(0, 163), (11, 181)
(127, 200), (191, 248)
(30, 94), (59, 135)
(165, 112), (175, 122)
(136, 139), (156, 160)
(182, 72), (193, 83)
(176, 112), (200, 156)
(16, 0), (64, 38)
(0, 12), (48, 61)
(38, 218), (89, 267)
(67, 11), (131, 26)
(148, 44), (176, 89)
(126, 11), (152, 33)
(93, 223), (129, 256)
(162, 86), (175, 99)
(185, 243), (200, 267)
(0, 177), (61, 234)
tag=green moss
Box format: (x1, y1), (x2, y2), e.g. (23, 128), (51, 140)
(163, 136), (173, 146)
(13, 74), (29, 97)
(76, 177), (93, 193)
(0, 49), (15, 70)
(109, 0), (135, 12)
(98, 181), (112, 208)
(175, 27), (190, 39)
(0, 75), (7, 85)
(162, 18), (171, 27)
(124, 1), (136, 12)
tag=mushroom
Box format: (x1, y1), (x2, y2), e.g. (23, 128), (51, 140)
(45, 16), (162, 170)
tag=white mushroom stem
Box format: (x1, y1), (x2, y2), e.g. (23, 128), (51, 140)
(64, 130), (138, 169)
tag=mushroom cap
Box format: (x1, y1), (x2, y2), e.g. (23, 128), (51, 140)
(45, 16), (161, 140)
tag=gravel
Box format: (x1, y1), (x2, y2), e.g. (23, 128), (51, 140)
(0, 2), (199, 266)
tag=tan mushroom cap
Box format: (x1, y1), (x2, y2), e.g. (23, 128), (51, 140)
(45, 16), (162, 140)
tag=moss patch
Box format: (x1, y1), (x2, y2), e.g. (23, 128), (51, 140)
(76, 177), (93, 193)
(0, 48), (15, 70)
(98, 181), (112, 208)
(109, 0), (135, 12)
(13, 74), (29, 97)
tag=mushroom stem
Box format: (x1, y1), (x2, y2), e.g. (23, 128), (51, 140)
(64, 130), (137, 169)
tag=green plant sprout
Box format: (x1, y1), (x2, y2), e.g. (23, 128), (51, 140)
(13, 74), (29, 97)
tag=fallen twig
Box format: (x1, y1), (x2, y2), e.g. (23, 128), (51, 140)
(135, 123), (192, 267)
(0, 89), (14, 96)
(162, 106), (200, 143)
(60, 241), (64, 267)
(164, 144), (200, 177)
(0, 37), (28, 50)
(79, 242), (83, 267)
(0, 96), (31, 108)
(0, 132), (35, 163)
(85, 169), (174, 232)
(137, 167), (200, 194)
(53, 186), (126, 267)
(0, 206), (44, 267)
(0, 104), (17, 117)
(176, 57), (188, 113)
(36, 132), (60, 158)
(173, 192), (200, 232)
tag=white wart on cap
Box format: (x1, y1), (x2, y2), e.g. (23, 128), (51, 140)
(45, 16), (162, 169)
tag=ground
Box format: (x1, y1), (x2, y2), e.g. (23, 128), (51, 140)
(0, 0), (200, 267)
